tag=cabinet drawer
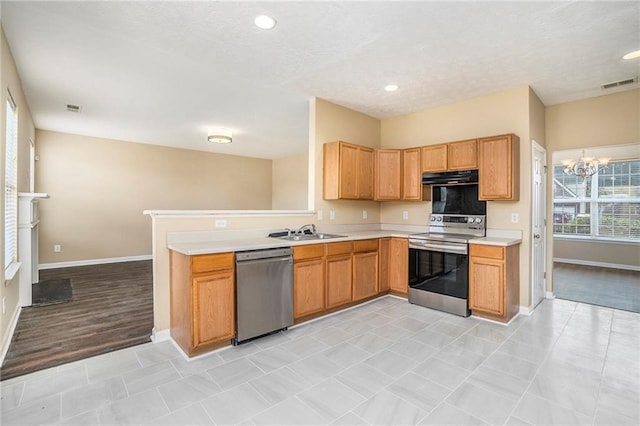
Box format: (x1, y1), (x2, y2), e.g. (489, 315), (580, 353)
(353, 239), (378, 253)
(293, 244), (325, 261)
(470, 244), (504, 260)
(192, 253), (234, 274)
(325, 242), (353, 257)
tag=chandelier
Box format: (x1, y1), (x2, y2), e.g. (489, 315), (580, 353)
(561, 150), (610, 179)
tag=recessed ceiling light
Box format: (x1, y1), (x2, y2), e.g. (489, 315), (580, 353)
(385, 84), (398, 92)
(254, 15), (276, 30)
(623, 49), (640, 60)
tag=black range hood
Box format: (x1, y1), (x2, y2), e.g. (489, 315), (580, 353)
(422, 169), (478, 186)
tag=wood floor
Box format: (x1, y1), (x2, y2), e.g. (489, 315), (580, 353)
(0, 261), (153, 381)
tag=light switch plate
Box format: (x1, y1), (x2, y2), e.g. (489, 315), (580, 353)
(402, 210), (409, 220)
(330, 210), (336, 220)
(362, 210), (368, 219)
(317, 210), (323, 220)
(511, 213), (519, 223)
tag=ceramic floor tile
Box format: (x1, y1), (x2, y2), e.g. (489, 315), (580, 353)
(446, 382), (516, 425)
(388, 336), (438, 362)
(433, 345), (486, 371)
(277, 335), (330, 358)
(412, 357), (470, 390)
(356, 312), (394, 328)
(0, 380), (24, 411)
(312, 326), (355, 347)
(286, 353), (341, 385)
(504, 416), (533, 426)
(20, 364), (87, 405)
(466, 366), (530, 401)
(122, 360), (181, 395)
(60, 375), (128, 419)
(418, 402), (488, 425)
(58, 409), (100, 426)
(528, 371), (599, 416)
(348, 332), (393, 353)
(330, 411), (370, 425)
(85, 349), (142, 383)
(482, 352), (539, 381)
(388, 372), (451, 412)
(449, 334), (500, 357)
(200, 383), (271, 425)
(217, 342), (261, 362)
(169, 352), (225, 377)
(97, 389), (170, 425)
(536, 357), (602, 389)
(321, 342), (370, 369)
(593, 407), (638, 426)
(297, 378), (366, 421)
(512, 392), (592, 426)
(389, 316), (430, 333)
(251, 396), (328, 425)
(407, 309), (445, 325)
(369, 323), (411, 341)
(597, 375), (640, 421)
(248, 368), (307, 405)
(410, 329), (456, 349)
(463, 323), (512, 343)
(252, 331), (293, 350)
(206, 357), (264, 390)
(135, 341), (182, 367)
(0, 394), (61, 426)
(353, 389), (427, 425)
(335, 362), (395, 398)
(154, 403), (213, 425)
(157, 372), (221, 412)
(428, 320), (468, 338)
(364, 349), (417, 378)
(497, 338), (551, 365)
(247, 345), (300, 373)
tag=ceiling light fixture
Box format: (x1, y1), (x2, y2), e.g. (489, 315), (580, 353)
(623, 49), (640, 60)
(208, 127), (233, 144)
(254, 15), (276, 30)
(561, 150), (610, 179)
(385, 84), (398, 92)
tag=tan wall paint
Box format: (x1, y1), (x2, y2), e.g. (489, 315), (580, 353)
(546, 89), (640, 275)
(35, 130), (273, 263)
(272, 152), (308, 210)
(380, 86), (535, 307)
(1, 27), (35, 349)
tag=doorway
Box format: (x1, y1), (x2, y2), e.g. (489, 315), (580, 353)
(531, 141), (546, 308)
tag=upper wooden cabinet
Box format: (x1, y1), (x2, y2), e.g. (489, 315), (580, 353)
(478, 134), (519, 200)
(402, 148), (422, 201)
(324, 141), (374, 200)
(421, 139), (477, 172)
(374, 149), (402, 200)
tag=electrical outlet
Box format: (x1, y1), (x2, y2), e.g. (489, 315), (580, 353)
(317, 210), (323, 220)
(402, 210), (409, 220)
(54, 244), (61, 253)
(215, 219), (227, 228)
(330, 210), (336, 220)
(511, 213), (519, 223)
(362, 210), (368, 219)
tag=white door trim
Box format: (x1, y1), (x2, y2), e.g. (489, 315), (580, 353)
(531, 140), (547, 308)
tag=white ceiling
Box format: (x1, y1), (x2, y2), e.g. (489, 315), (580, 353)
(2, 1), (639, 160)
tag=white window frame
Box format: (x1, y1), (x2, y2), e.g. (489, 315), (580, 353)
(5, 91), (20, 280)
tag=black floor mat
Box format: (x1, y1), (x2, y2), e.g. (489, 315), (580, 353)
(32, 278), (73, 306)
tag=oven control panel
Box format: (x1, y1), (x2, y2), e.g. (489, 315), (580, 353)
(430, 214), (484, 224)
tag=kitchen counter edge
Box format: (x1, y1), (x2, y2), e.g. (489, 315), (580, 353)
(469, 237), (522, 247)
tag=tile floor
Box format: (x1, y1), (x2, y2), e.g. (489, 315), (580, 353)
(1, 296), (638, 425)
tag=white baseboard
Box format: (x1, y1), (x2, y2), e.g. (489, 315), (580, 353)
(554, 258), (640, 272)
(0, 304), (22, 366)
(545, 291), (555, 299)
(519, 305), (533, 316)
(39, 254), (152, 270)
(151, 328), (171, 343)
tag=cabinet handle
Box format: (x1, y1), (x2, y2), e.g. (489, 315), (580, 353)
(534, 234), (541, 239)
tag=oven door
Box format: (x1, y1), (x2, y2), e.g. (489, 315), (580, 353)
(408, 239), (469, 300)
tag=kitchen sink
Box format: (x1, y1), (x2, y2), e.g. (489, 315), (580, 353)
(273, 233), (346, 241)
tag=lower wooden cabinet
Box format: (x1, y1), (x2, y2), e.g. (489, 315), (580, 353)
(378, 238), (390, 293)
(388, 238), (409, 294)
(293, 259), (325, 318)
(469, 244), (520, 323)
(170, 251), (235, 356)
(326, 254), (352, 308)
(353, 240), (379, 301)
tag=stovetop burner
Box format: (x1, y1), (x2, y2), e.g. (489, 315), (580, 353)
(410, 214), (487, 243)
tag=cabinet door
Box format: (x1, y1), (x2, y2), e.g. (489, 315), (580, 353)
(421, 145), (447, 172)
(448, 139), (477, 170)
(469, 257), (505, 316)
(402, 148), (422, 200)
(293, 259), (325, 318)
(378, 238), (390, 293)
(353, 251), (378, 301)
(357, 147), (374, 200)
(374, 149), (401, 200)
(478, 134), (519, 200)
(326, 255), (352, 308)
(192, 272), (235, 348)
(388, 238), (408, 294)
(339, 143), (359, 199)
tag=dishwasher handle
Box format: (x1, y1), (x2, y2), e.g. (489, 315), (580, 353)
(236, 256), (293, 266)
(235, 247), (293, 263)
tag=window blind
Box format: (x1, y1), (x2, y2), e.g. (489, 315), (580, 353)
(5, 93), (18, 269)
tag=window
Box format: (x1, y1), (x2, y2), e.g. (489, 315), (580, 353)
(5, 92), (18, 273)
(553, 159), (640, 241)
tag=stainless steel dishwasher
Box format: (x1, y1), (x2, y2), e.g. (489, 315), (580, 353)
(234, 247), (293, 344)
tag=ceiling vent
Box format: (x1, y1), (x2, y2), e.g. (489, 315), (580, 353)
(66, 104), (82, 113)
(601, 77), (638, 90)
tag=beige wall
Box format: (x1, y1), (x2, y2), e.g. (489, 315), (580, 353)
(272, 152), (308, 210)
(1, 27), (35, 350)
(36, 130), (273, 264)
(380, 86), (535, 307)
(546, 90), (640, 274)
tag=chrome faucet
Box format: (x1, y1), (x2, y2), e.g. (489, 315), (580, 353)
(296, 224), (316, 236)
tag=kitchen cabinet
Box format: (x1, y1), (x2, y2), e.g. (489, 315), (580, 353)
(469, 244), (520, 323)
(324, 141), (374, 200)
(352, 239), (379, 301)
(402, 148), (422, 201)
(170, 251), (235, 356)
(378, 238), (390, 293)
(374, 149), (402, 200)
(388, 238), (409, 295)
(325, 242), (353, 309)
(421, 139), (477, 172)
(293, 245), (326, 319)
(478, 134), (520, 200)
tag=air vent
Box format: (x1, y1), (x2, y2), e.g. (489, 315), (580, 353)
(66, 104), (82, 113)
(601, 77), (638, 90)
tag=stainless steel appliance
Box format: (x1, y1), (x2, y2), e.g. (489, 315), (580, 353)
(234, 247), (293, 344)
(408, 213), (486, 317)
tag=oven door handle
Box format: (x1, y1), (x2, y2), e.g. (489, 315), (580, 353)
(409, 240), (468, 255)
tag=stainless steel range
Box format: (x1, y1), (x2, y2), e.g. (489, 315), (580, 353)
(408, 213), (486, 317)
